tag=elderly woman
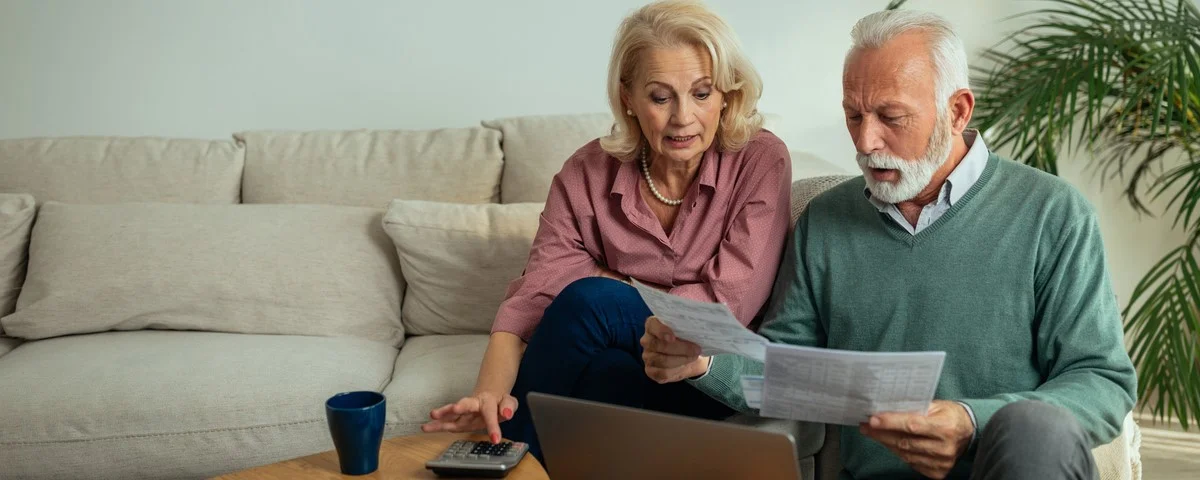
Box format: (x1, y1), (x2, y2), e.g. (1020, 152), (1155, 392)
(422, 0), (791, 459)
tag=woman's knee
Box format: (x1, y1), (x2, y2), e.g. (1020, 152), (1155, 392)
(551, 277), (631, 310)
(532, 276), (644, 343)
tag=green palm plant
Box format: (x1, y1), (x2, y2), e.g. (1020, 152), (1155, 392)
(944, 0), (1200, 429)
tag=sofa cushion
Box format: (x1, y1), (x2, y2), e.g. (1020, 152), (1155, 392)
(0, 194), (35, 326)
(0, 331), (397, 480)
(383, 334), (489, 434)
(0, 137), (242, 204)
(2, 202), (405, 346)
(0, 337), (19, 357)
(237, 128), (504, 207)
(484, 113), (615, 204)
(382, 201), (541, 335)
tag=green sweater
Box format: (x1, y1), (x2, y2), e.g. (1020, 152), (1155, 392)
(691, 154), (1137, 479)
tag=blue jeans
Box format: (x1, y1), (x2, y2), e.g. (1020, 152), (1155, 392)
(500, 277), (734, 461)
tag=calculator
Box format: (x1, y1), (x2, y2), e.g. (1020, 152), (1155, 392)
(425, 439), (530, 478)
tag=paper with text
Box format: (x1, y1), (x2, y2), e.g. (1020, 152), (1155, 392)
(632, 279), (767, 361)
(741, 375), (764, 409)
(760, 344), (945, 426)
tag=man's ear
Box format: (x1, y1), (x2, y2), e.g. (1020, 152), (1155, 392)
(949, 89), (975, 135)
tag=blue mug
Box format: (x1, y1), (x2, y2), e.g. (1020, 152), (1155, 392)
(325, 391), (387, 475)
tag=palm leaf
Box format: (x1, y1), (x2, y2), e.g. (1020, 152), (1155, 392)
(974, 0), (1200, 205)
(1124, 240), (1200, 429)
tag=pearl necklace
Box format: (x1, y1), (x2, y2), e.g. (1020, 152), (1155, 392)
(638, 145), (684, 206)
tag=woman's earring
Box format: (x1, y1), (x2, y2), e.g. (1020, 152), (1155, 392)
(626, 109), (634, 116)
(722, 102), (728, 109)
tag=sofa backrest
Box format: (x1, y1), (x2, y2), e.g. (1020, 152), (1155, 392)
(0, 113), (847, 209)
(0, 136), (243, 204)
(484, 113), (615, 204)
(235, 128), (504, 207)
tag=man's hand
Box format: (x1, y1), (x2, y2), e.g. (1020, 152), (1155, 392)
(859, 400), (974, 479)
(641, 316), (711, 383)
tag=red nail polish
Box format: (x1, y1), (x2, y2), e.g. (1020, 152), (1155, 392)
(491, 433), (500, 443)
(503, 408), (513, 419)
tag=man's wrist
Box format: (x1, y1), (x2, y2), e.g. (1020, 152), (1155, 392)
(689, 356), (714, 380)
(954, 401), (979, 448)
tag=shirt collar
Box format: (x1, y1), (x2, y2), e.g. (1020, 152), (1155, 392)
(863, 128), (989, 210)
(611, 145), (719, 198)
(946, 129), (988, 205)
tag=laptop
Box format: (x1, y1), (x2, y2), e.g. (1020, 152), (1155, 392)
(527, 392), (801, 480)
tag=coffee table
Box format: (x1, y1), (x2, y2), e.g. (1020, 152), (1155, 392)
(213, 432), (549, 479)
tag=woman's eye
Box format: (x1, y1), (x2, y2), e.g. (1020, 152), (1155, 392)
(651, 96), (669, 104)
(695, 91), (710, 100)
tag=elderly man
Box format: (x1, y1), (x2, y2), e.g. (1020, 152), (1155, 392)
(639, 9), (1137, 480)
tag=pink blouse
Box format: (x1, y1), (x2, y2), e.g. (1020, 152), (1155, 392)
(492, 130), (793, 341)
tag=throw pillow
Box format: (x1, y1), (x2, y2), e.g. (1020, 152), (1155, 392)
(381, 200), (542, 335)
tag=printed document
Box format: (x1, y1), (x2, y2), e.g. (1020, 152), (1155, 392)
(633, 282), (944, 425)
(632, 279), (767, 361)
(760, 344), (945, 425)
(741, 375), (764, 409)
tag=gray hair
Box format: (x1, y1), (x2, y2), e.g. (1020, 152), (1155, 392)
(848, 10), (970, 112)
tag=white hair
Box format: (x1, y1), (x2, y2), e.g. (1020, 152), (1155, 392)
(848, 10), (970, 112)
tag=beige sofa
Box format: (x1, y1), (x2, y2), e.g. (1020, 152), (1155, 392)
(0, 114), (1138, 480)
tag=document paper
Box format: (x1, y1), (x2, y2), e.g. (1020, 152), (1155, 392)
(632, 279), (767, 361)
(760, 344), (945, 426)
(741, 375), (764, 409)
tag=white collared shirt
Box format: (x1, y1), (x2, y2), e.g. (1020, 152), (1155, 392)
(865, 129), (989, 234)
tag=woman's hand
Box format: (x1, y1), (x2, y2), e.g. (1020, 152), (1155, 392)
(641, 316), (711, 383)
(421, 391), (519, 444)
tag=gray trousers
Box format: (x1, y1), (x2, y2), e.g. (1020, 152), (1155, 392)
(970, 400), (1098, 480)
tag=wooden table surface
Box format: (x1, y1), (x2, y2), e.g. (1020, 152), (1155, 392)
(212, 432), (549, 479)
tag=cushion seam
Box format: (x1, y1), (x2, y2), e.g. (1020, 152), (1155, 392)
(0, 419), (326, 446)
(1, 420), (440, 446)
(382, 220), (523, 235)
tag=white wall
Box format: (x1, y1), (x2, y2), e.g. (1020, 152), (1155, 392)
(0, 0), (1006, 157)
(0, 0), (1187, 307)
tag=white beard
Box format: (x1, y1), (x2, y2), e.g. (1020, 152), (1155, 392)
(857, 113), (954, 204)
